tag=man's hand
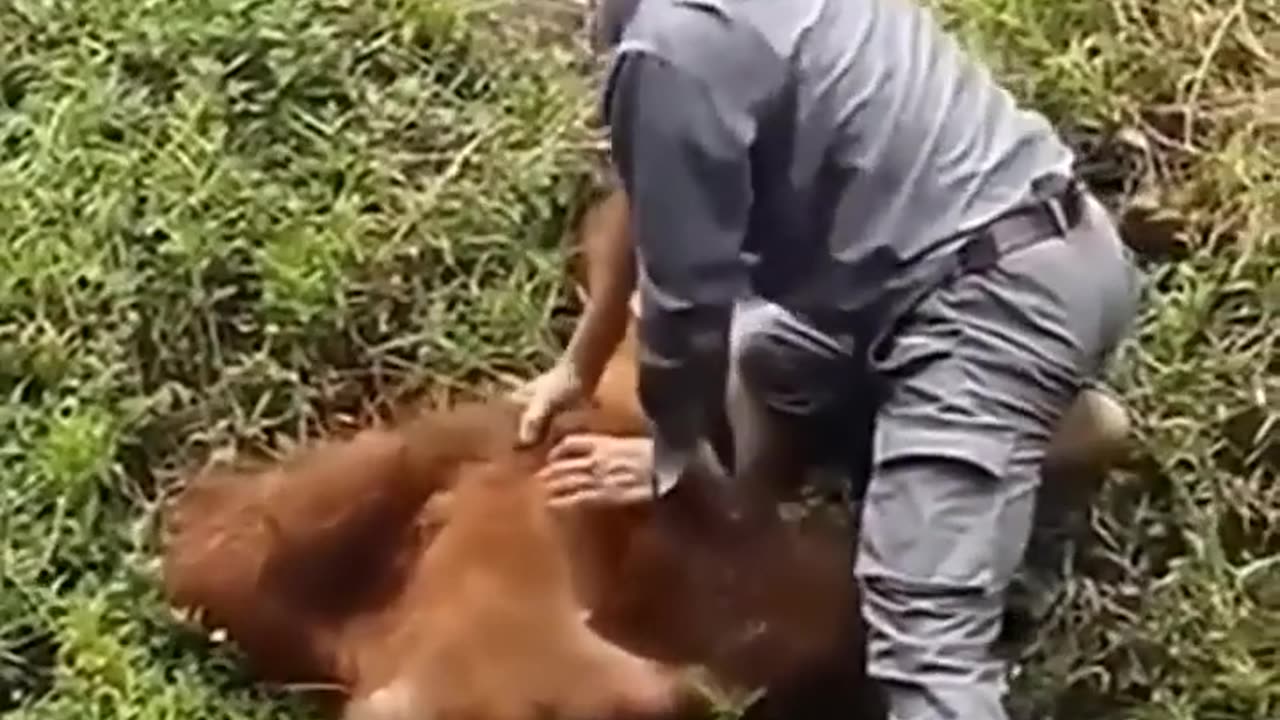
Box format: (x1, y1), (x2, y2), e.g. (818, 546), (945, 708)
(512, 362), (588, 447)
(533, 434), (656, 509)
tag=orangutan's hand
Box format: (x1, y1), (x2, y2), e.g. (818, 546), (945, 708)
(512, 362), (589, 447)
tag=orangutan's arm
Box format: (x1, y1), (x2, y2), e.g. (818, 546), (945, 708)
(561, 188), (637, 392)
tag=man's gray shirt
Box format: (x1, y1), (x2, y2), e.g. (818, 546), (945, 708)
(600, 0), (1077, 493)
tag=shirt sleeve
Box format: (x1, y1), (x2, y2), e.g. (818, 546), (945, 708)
(604, 50), (755, 497)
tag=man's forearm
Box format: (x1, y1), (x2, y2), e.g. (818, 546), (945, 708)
(602, 51), (758, 494)
(637, 294), (733, 495)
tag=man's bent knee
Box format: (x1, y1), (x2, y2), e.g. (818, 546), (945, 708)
(729, 299), (854, 418)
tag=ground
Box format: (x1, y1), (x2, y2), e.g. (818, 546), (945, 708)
(0, 0), (1275, 718)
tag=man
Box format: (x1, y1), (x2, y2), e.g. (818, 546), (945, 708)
(517, 0), (1143, 718)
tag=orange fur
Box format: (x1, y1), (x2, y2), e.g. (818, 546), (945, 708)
(159, 187), (879, 720)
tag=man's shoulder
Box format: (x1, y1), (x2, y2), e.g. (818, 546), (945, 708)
(608, 0), (805, 111)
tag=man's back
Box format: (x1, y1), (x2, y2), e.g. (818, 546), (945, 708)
(609, 0), (1075, 313)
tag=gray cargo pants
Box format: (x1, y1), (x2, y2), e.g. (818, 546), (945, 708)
(724, 191), (1141, 720)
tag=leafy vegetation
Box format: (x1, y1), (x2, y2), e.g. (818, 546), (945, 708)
(0, 0), (1274, 717)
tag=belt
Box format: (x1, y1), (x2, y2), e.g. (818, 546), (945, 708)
(949, 171), (1085, 276)
(861, 171), (1088, 369)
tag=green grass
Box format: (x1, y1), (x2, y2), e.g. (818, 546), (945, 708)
(0, 0), (596, 715)
(0, 0), (1275, 717)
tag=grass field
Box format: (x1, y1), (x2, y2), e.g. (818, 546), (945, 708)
(0, 0), (1275, 718)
